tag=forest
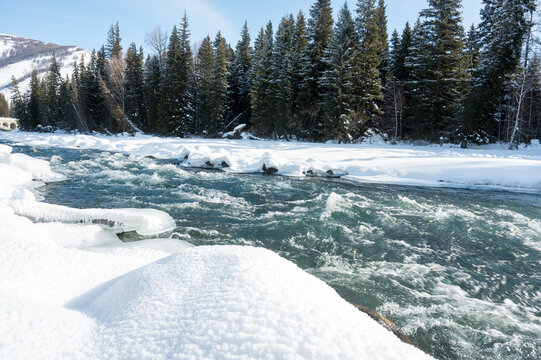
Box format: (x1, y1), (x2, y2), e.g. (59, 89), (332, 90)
(7, 0), (541, 146)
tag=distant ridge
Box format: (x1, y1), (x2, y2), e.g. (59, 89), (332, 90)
(0, 34), (88, 99)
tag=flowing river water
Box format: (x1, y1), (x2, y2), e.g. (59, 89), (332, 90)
(8, 143), (541, 360)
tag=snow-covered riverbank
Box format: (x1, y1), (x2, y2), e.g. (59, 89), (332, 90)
(0, 142), (433, 358)
(2, 131), (541, 192)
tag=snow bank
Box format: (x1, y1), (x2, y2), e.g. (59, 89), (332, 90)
(2, 131), (541, 192)
(0, 143), (433, 359)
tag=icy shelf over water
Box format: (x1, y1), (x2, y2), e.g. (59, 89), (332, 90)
(2, 131), (541, 192)
(0, 143), (433, 358)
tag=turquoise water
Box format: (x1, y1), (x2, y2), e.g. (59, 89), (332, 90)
(10, 143), (541, 360)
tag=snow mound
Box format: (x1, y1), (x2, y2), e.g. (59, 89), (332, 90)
(71, 246), (432, 360)
(186, 146), (233, 169)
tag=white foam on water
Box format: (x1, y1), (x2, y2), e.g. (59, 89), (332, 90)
(320, 192), (355, 220)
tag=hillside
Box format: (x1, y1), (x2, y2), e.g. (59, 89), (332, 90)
(0, 34), (88, 99)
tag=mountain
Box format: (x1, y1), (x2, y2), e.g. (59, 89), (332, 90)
(0, 34), (88, 99)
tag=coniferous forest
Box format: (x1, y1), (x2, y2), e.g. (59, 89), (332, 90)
(8, 0), (541, 146)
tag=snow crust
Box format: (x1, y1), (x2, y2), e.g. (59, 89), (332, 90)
(3, 131), (541, 192)
(0, 143), (433, 359)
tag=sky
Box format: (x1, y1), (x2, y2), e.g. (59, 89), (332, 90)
(0, 0), (483, 52)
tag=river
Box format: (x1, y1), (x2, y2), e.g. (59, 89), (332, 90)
(9, 143), (541, 360)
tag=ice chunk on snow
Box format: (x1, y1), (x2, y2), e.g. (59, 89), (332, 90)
(70, 246), (433, 360)
(8, 189), (176, 236)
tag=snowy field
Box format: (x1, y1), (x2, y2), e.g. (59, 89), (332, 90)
(2, 130), (541, 192)
(0, 140), (433, 358)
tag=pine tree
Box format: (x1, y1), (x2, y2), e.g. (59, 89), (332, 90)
(376, 0), (390, 87)
(376, 0), (394, 135)
(194, 36), (214, 135)
(320, 2), (358, 141)
(10, 76), (28, 128)
(145, 55), (165, 134)
(44, 53), (60, 126)
(353, 0), (384, 134)
(290, 11), (309, 135)
(268, 15), (296, 139)
(96, 46), (109, 83)
(299, 0), (334, 140)
(208, 32), (231, 136)
(105, 22), (122, 58)
(461, 0), (534, 141)
(163, 15), (194, 137)
(251, 23), (274, 135)
(124, 43), (147, 131)
(228, 22), (253, 128)
(27, 70), (43, 129)
(407, 0), (468, 141)
(465, 25), (481, 72)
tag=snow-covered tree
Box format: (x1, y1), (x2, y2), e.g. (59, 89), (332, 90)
(228, 22), (253, 128)
(299, 0), (334, 140)
(320, 2), (358, 142)
(408, 0), (468, 141)
(124, 43), (147, 131)
(461, 0), (535, 142)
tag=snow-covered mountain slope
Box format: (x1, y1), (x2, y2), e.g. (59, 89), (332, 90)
(0, 34), (88, 99)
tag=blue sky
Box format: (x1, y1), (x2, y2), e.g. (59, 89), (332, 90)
(0, 0), (482, 51)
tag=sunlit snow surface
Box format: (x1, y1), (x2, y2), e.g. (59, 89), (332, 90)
(0, 143), (433, 359)
(1, 131), (541, 192)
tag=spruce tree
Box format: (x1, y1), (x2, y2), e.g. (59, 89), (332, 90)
(320, 2), (358, 141)
(44, 53), (60, 126)
(163, 15), (194, 136)
(268, 15), (295, 139)
(145, 55), (165, 134)
(290, 11), (308, 135)
(251, 23), (274, 135)
(105, 22), (122, 58)
(208, 32), (231, 136)
(376, 0), (394, 135)
(195, 36), (215, 135)
(465, 25), (481, 72)
(299, 0), (333, 140)
(10, 76), (28, 128)
(376, 0), (390, 87)
(28, 70), (43, 129)
(228, 22), (253, 128)
(124, 43), (147, 131)
(408, 0), (468, 141)
(461, 0), (534, 141)
(353, 0), (384, 134)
